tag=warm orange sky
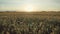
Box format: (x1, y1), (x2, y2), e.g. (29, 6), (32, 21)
(0, 0), (60, 11)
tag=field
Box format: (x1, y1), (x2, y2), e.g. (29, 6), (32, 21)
(0, 12), (60, 34)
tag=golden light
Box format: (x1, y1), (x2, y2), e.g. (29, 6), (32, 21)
(24, 5), (34, 12)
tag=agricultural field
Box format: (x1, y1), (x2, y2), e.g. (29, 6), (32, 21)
(0, 12), (60, 34)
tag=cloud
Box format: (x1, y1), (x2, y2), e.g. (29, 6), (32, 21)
(0, 0), (60, 11)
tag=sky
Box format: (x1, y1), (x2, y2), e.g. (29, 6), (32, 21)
(0, 0), (60, 11)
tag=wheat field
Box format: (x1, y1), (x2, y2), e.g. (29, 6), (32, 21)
(0, 12), (60, 34)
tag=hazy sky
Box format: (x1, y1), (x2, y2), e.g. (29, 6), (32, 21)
(0, 0), (60, 11)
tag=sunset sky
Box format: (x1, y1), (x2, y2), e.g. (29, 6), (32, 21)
(0, 0), (60, 11)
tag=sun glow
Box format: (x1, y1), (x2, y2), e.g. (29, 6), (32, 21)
(24, 5), (34, 12)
